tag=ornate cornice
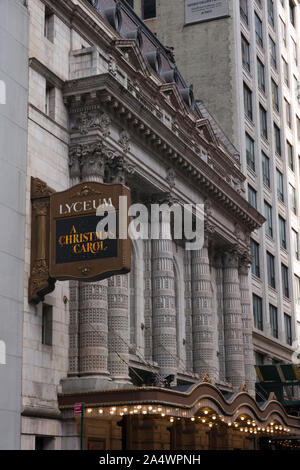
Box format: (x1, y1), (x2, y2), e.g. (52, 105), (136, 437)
(63, 74), (265, 232)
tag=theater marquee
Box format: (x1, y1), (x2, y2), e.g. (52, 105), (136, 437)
(185, 0), (229, 25)
(28, 178), (131, 303)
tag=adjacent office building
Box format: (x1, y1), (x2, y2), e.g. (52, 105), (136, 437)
(135, 0), (300, 371)
(0, 0), (29, 450)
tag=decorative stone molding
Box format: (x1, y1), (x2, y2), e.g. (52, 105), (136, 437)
(28, 178), (56, 304)
(118, 129), (131, 153)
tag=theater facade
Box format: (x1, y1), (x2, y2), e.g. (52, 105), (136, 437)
(21, 0), (300, 450)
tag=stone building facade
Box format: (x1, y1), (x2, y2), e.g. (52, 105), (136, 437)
(133, 0), (300, 388)
(20, 0), (300, 450)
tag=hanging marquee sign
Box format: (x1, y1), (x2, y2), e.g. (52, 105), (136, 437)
(28, 178), (131, 304)
(49, 182), (131, 282)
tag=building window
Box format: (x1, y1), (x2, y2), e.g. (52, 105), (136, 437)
(257, 58), (265, 91)
(290, 0), (295, 27)
(248, 185), (257, 209)
(276, 169), (284, 202)
(242, 35), (250, 71)
(294, 275), (300, 305)
(285, 100), (292, 128)
(259, 105), (268, 139)
(255, 13), (263, 48)
(267, 0), (275, 27)
(264, 202), (273, 238)
(280, 18), (287, 47)
(244, 83), (253, 120)
(284, 314), (292, 346)
(289, 184), (297, 214)
(45, 83), (55, 119)
(271, 79), (279, 111)
(240, 0), (248, 24)
(287, 141), (294, 170)
(44, 6), (54, 42)
(292, 229), (300, 260)
(283, 58), (289, 87)
(279, 216), (287, 250)
(253, 294), (263, 331)
(292, 38), (298, 65)
(281, 264), (290, 298)
(262, 152), (270, 187)
(251, 240), (260, 277)
(267, 252), (276, 288)
(296, 116), (300, 140)
(35, 436), (55, 450)
(42, 304), (53, 346)
(246, 133), (255, 171)
(125, 0), (134, 7)
(142, 0), (156, 20)
(269, 36), (277, 69)
(270, 304), (278, 338)
(274, 123), (281, 155)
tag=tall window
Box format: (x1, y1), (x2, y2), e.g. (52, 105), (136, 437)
(269, 36), (277, 69)
(272, 79), (279, 111)
(285, 100), (292, 128)
(268, 0), (274, 27)
(292, 229), (300, 260)
(281, 264), (290, 298)
(276, 169), (284, 202)
(283, 58), (289, 87)
(242, 35), (250, 71)
(290, 0), (295, 27)
(287, 141), (294, 170)
(264, 202), (273, 238)
(257, 58), (265, 91)
(259, 105), (268, 139)
(289, 184), (297, 214)
(281, 18), (287, 47)
(248, 185), (257, 209)
(284, 314), (292, 346)
(142, 0), (156, 20)
(294, 275), (300, 305)
(45, 83), (55, 119)
(279, 216), (287, 249)
(270, 305), (278, 338)
(255, 13), (263, 48)
(44, 6), (54, 42)
(274, 123), (281, 155)
(240, 0), (248, 24)
(262, 152), (270, 187)
(292, 38), (298, 65)
(42, 304), (53, 346)
(246, 133), (255, 170)
(251, 240), (260, 277)
(253, 294), (263, 331)
(244, 83), (253, 120)
(267, 252), (276, 288)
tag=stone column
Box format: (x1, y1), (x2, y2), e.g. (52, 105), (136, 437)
(239, 258), (255, 396)
(144, 238), (153, 361)
(76, 144), (110, 378)
(215, 253), (226, 383)
(191, 236), (217, 379)
(222, 250), (246, 388)
(68, 147), (81, 376)
(107, 154), (131, 383)
(152, 214), (177, 381)
(184, 250), (193, 372)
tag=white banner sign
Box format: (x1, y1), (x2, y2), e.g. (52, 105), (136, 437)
(185, 0), (229, 25)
